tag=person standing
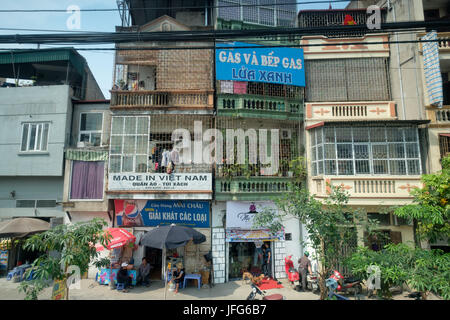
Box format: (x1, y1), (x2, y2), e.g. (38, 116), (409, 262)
(262, 242), (272, 279)
(298, 252), (312, 291)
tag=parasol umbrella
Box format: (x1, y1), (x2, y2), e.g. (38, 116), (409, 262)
(0, 218), (50, 238)
(95, 228), (136, 252)
(139, 224), (206, 299)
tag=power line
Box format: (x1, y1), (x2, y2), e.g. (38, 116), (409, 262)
(0, 1), (356, 13)
(0, 38), (443, 52)
(0, 20), (447, 45)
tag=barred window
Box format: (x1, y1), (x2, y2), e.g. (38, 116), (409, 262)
(109, 116), (150, 173)
(305, 58), (391, 102)
(310, 126), (422, 176)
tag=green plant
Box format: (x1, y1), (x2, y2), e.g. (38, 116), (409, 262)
(289, 156), (307, 181)
(393, 155), (450, 245)
(346, 244), (450, 300)
(19, 218), (111, 300)
(253, 184), (378, 300)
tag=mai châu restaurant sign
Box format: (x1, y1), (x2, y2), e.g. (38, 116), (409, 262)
(216, 42), (305, 87)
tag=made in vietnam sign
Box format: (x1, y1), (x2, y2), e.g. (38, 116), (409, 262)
(216, 42), (305, 86)
(108, 173), (212, 192)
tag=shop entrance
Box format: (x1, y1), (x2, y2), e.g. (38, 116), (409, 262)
(145, 247), (162, 280)
(228, 242), (266, 280)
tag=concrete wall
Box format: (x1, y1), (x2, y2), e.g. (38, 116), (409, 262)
(0, 85), (71, 176)
(70, 103), (111, 147)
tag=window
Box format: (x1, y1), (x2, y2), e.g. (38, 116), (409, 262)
(70, 161), (104, 200)
(310, 126), (422, 176)
(440, 134), (450, 159)
(305, 58), (391, 102)
(109, 116), (150, 173)
(79, 113), (103, 146)
(21, 123), (49, 152)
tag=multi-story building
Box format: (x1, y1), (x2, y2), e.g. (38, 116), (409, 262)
(111, 0), (305, 284)
(108, 4), (215, 281)
(347, 0), (449, 251)
(299, 7), (426, 258)
(0, 48), (104, 269)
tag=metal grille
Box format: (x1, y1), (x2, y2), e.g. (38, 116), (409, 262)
(305, 58), (391, 102)
(217, 80), (304, 99)
(440, 135), (450, 159)
(298, 9), (387, 38)
(114, 47), (213, 91)
(217, 0), (297, 27)
(15, 200), (56, 208)
(215, 117), (301, 177)
(310, 125), (422, 176)
(109, 114), (213, 174)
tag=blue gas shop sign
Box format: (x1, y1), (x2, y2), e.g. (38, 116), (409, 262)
(216, 42), (305, 87)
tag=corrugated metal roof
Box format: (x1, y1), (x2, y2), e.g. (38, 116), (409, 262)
(0, 48), (87, 76)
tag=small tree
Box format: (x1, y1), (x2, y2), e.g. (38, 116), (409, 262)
(394, 156), (450, 246)
(19, 218), (111, 300)
(253, 184), (378, 300)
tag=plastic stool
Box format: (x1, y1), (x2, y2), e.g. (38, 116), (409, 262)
(183, 274), (202, 289)
(116, 283), (125, 291)
(6, 270), (16, 281)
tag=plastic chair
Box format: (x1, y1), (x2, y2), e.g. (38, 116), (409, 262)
(183, 274), (202, 289)
(116, 283), (125, 291)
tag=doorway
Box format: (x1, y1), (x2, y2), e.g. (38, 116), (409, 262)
(228, 242), (266, 280)
(145, 247), (162, 280)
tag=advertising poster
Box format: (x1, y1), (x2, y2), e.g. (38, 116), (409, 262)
(51, 279), (67, 300)
(216, 42), (305, 87)
(115, 200), (210, 228)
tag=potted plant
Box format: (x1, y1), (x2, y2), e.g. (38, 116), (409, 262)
(289, 156), (307, 181)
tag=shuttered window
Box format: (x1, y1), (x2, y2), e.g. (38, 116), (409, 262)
(305, 58), (391, 102)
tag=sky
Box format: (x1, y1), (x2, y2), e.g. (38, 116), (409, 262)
(0, 1), (350, 99)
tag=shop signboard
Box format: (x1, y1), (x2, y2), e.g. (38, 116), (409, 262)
(108, 173), (212, 192)
(115, 200), (210, 228)
(216, 42), (305, 86)
(225, 201), (284, 241)
(51, 279), (67, 300)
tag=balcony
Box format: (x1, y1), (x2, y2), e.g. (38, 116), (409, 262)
(419, 32), (450, 52)
(218, 93), (303, 120)
(426, 105), (450, 127)
(215, 177), (298, 201)
(110, 90), (214, 110)
(311, 176), (423, 205)
(305, 101), (397, 122)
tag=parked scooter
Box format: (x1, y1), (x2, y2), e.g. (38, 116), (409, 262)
(246, 283), (284, 300)
(326, 278), (350, 300)
(329, 270), (362, 295)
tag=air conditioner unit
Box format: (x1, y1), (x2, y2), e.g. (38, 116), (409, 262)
(77, 141), (86, 148)
(281, 129), (291, 139)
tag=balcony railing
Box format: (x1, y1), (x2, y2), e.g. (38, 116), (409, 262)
(215, 177), (299, 201)
(110, 90), (214, 109)
(419, 32), (450, 51)
(426, 105), (450, 126)
(312, 177), (422, 199)
(218, 93), (303, 120)
(305, 101), (397, 121)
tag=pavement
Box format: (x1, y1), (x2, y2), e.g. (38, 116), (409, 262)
(0, 276), (440, 300)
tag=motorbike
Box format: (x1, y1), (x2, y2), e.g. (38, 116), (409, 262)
(246, 283), (284, 300)
(329, 270), (362, 295)
(326, 278), (350, 300)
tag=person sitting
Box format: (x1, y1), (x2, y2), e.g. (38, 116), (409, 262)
(137, 257), (151, 287)
(170, 262), (185, 294)
(117, 263), (132, 292)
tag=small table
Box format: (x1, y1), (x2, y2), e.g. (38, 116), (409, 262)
(183, 273), (202, 289)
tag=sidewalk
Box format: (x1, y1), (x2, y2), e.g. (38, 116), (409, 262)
(0, 277), (319, 300)
(0, 277), (436, 300)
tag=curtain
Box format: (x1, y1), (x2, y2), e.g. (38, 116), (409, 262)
(71, 161), (104, 199)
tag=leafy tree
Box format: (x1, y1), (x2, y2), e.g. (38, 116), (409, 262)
(19, 218), (111, 300)
(346, 244), (450, 300)
(253, 184), (378, 300)
(394, 156), (450, 245)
